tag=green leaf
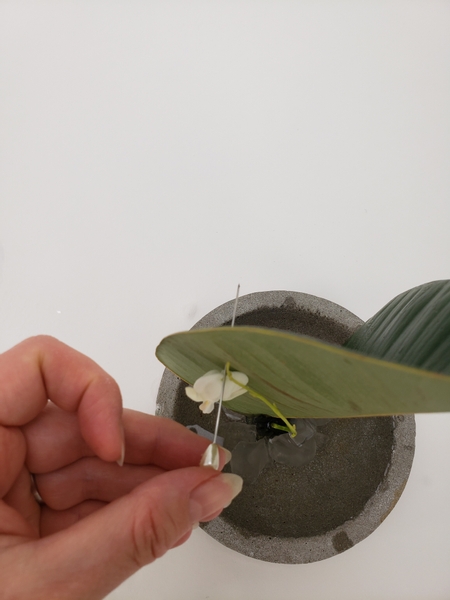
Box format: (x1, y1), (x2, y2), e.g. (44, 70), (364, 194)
(155, 284), (450, 418)
(344, 280), (450, 374)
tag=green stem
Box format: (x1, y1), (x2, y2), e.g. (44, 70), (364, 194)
(225, 363), (297, 437)
(270, 423), (292, 433)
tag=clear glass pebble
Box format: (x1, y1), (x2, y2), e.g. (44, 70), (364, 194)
(268, 433), (317, 467)
(230, 438), (270, 483)
(223, 406), (247, 422)
(186, 424), (224, 446)
(290, 419), (316, 446)
(220, 422), (257, 450)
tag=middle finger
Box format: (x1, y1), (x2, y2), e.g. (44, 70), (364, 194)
(34, 458), (164, 510)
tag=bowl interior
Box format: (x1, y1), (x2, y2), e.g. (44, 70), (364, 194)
(172, 304), (394, 538)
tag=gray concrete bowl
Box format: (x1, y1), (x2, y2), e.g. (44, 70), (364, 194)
(156, 291), (415, 564)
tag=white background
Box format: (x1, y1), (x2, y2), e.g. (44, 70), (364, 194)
(1, 1), (450, 598)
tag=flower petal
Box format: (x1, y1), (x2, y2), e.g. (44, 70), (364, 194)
(186, 369), (249, 413)
(199, 400), (215, 414)
(223, 371), (249, 400)
(194, 370), (223, 403)
(185, 386), (202, 402)
(203, 370), (222, 377)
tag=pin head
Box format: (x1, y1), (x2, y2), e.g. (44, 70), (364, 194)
(200, 443), (220, 470)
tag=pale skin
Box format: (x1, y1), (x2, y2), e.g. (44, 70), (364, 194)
(0, 336), (241, 600)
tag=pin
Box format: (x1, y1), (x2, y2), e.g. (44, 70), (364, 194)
(200, 442), (220, 469)
(200, 284), (240, 469)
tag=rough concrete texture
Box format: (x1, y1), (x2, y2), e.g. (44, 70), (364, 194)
(156, 290), (416, 563)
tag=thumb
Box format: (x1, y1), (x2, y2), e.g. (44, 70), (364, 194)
(8, 468), (243, 600)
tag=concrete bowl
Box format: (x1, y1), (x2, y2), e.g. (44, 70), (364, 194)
(156, 291), (415, 563)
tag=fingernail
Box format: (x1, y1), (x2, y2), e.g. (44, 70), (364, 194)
(221, 447), (232, 465)
(189, 473), (243, 523)
(116, 426), (125, 467)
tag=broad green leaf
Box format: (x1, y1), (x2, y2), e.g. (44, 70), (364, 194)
(155, 327), (450, 419)
(344, 280), (450, 374)
(156, 280), (450, 418)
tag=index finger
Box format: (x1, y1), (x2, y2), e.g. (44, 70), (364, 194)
(0, 336), (123, 463)
(24, 407), (224, 473)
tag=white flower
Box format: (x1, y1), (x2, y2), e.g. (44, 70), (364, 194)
(185, 369), (249, 414)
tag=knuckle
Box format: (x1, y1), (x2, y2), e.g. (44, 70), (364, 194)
(129, 500), (180, 568)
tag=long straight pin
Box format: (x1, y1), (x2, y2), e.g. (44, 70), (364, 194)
(200, 284), (240, 469)
(213, 283), (240, 444)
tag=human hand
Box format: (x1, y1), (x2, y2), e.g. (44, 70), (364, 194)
(0, 336), (242, 600)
